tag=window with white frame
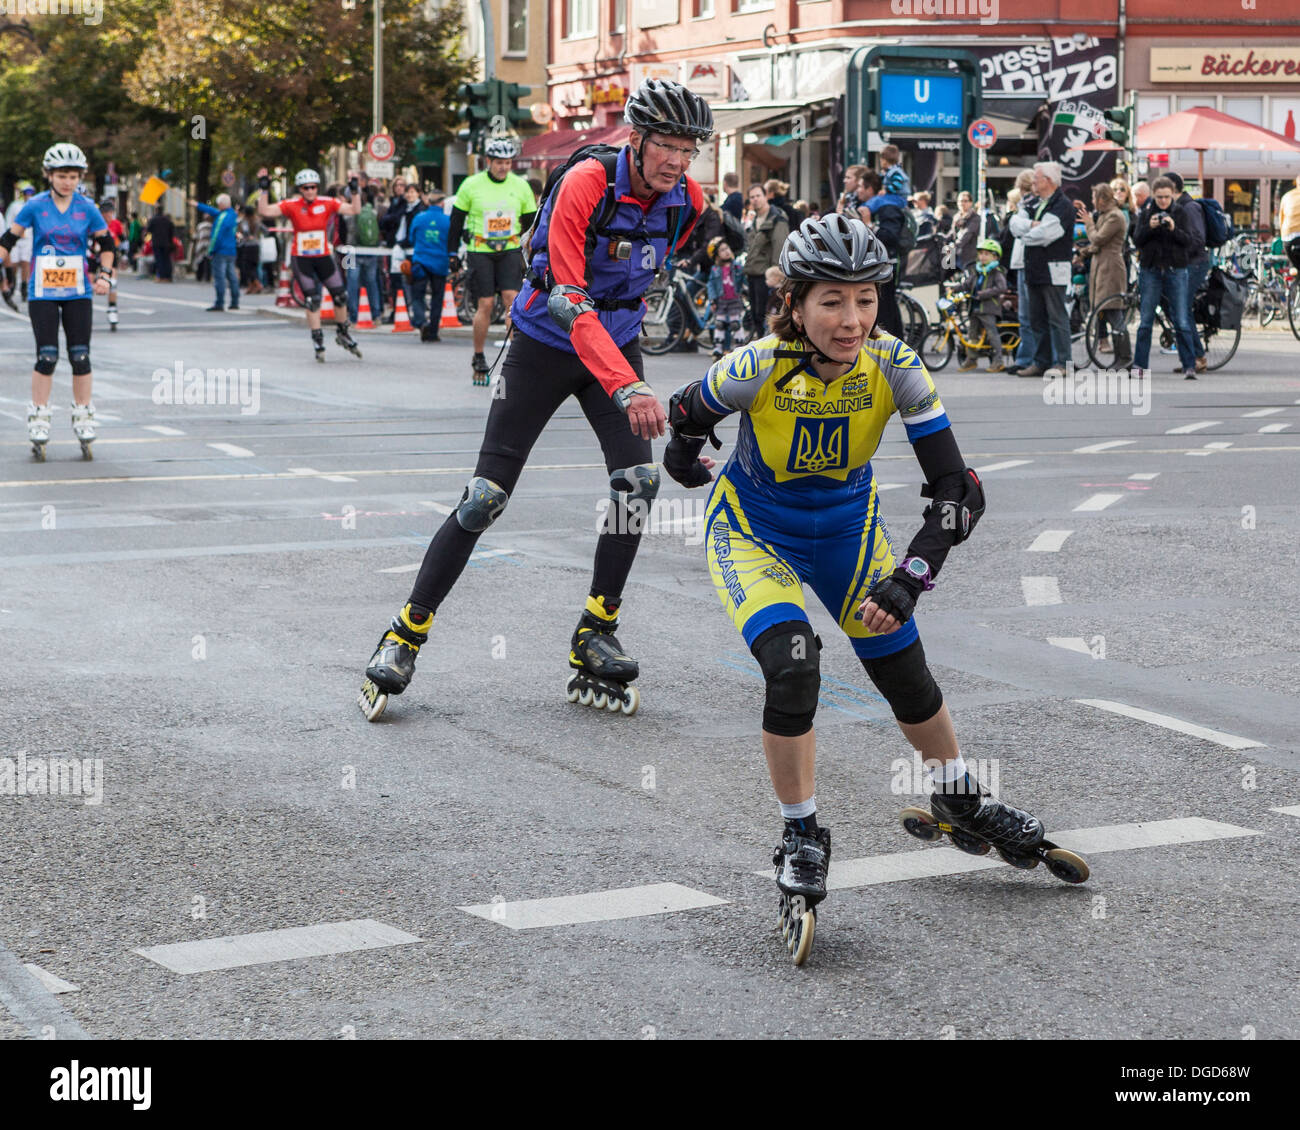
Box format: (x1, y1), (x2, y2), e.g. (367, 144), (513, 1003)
(735, 0), (774, 12)
(612, 0), (626, 32)
(504, 0), (527, 54)
(695, 0), (714, 15)
(566, 0), (597, 39)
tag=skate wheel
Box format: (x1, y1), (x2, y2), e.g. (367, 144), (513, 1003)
(591, 690), (608, 710)
(564, 675), (580, 703)
(949, 830), (992, 856)
(791, 911), (815, 966)
(32, 445), (46, 462)
(996, 849), (1039, 870)
(900, 806), (943, 842)
(358, 680), (388, 722)
(620, 686), (640, 716)
(578, 686), (594, 707)
(605, 693), (622, 713)
(1045, 847), (1090, 885)
(81, 444), (93, 461)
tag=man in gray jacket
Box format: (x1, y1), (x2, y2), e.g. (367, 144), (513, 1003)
(1007, 162), (1075, 376)
(1168, 172), (1208, 375)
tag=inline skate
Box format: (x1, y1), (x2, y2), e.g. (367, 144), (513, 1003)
(471, 351), (490, 387)
(773, 825), (831, 966)
(70, 402), (96, 460)
(26, 403), (51, 462)
(565, 595), (640, 715)
(312, 328), (326, 363)
(335, 324), (362, 359)
(359, 602), (432, 722)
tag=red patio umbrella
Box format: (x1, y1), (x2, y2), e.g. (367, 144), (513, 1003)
(1136, 106), (1300, 184)
(1066, 138), (1125, 151)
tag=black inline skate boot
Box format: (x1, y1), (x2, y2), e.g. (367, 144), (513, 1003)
(312, 327), (326, 363)
(565, 595), (640, 715)
(335, 322), (362, 358)
(900, 774), (1090, 884)
(471, 351), (489, 387)
(772, 825), (831, 966)
(358, 602), (432, 722)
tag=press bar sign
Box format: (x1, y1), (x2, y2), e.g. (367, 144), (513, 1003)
(880, 73), (964, 131)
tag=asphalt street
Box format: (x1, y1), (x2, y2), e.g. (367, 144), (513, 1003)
(1, 277), (1297, 1039)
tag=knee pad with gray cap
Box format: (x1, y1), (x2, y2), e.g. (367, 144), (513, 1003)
(455, 476), (508, 532)
(35, 345), (59, 375)
(69, 345), (91, 375)
(607, 463), (660, 537)
(751, 621), (822, 737)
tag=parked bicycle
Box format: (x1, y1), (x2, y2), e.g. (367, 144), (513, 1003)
(1085, 281), (1240, 371)
(641, 264), (715, 355)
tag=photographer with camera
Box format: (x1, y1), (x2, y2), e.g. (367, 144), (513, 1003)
(1132, 175), (1198, 379)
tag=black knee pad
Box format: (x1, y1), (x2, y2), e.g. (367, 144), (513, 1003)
(305, 291), (322, 312)
(329, 286), (348, 309)
(69, 345), (91, 376)
(860, 638), (943, 725)
(607, 463), (660, 536)
(35, 345), (59, 375)
(751, 621), (821, 737)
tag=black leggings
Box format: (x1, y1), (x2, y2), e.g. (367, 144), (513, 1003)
(409, 329), (652, 613)
(291, 254), (345, 299)
(30, 298), (93, 359)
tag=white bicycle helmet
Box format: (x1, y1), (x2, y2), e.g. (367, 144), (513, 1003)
(294, 168), (321, 187)
(484, 136), (520, 160)
(780, 214), (893, 284)
(43, 143), (88, 172)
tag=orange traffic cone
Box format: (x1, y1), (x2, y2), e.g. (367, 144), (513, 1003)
(355, 288), (375, 330)
(440, 280), (460, 329)
(319, 288), (336, 323)
(275, 262), (293, 307)
(391, 288), (413, 333)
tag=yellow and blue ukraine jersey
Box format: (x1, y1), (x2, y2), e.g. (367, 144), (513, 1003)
(700, 332), (950, 658)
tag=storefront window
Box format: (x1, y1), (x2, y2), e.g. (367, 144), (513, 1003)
(1224, 97), (1263, 164)
(1225, 180), (1260, 235)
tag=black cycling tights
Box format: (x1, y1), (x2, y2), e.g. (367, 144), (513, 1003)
(408, 330), (653, 614)
(30, 297), (93, 357)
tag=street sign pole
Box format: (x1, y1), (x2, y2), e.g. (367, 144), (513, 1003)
(978, 147), (987, 242)
(373, 0), (383, 138)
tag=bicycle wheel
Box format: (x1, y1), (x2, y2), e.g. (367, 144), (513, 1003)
(919, 324), (955, 371)
(454, 274), (474, 325)
(1260, 287), (1279, 327)
(898, 293), (928, 350)
(640, 289), (684, 355)
(1200, 319), (1240, 371)
(1289, 280), (1300, 341)
(493, 294), (507, 325)
(1086, 292), (1135, 370)
(290, 275), (307, 309)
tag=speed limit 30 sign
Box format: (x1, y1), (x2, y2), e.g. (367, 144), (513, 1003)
(367, 133), (396, 162)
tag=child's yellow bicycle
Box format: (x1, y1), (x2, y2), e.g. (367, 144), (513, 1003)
(919, 287), (1019, 371)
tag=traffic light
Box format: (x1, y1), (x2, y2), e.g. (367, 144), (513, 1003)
(457, 82), (492, 143)
(502, 82), (533, 130)
(1103, 104), (1132, 149)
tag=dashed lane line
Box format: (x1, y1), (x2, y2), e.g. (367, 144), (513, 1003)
(207, 442), (255, 458)
(1259, 423), (1291, 433)
(1166, 421), (1219, 434)
(0, 938), (91, 1038)
(143, 425), (186, 436)
(23, 964), (79, 994)
(973, 459), (1033, 473)
(1242, 408), (1284, 418)
(289, 466), (357, 484)
(1128, 472), (1160, 480)
(1075, 699), (1262, 750)
(379, 547), (517, 574)
(461, 883), (728, 931)
(1073, 440), (1135, 454)
(133, 919), (421, 974)
(754, 818), (1262, 890)
(1271, 805), (1300, 818)
(1189, 441), (1233, 457)
(1026, 530), (1073, 552)
(1048, 637), (1095, 655)
(1021, 576), (1062, 605)
(1074, 493), (1123, 511)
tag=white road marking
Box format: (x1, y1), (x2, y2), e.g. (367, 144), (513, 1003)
(143, 425), (185, 436)
(133, 919), (421, 974)
(378, 563), (421, 574)
(207, 443), (255, 458)
(1259, 423), (1291, 433)
(23, 964), (79, 994)
(1270, 805), (1300, 818)
(417, 500), (453, 515)
(1021, 576), (1062, 605)
(1048, 637), (1094, 655)
(460, 882), (728, 931)
(85, 380), (148, 401)
(1074, 492), (1123, 511)
(762, 818), (1261, 890)
(875, 482), (908, 491)
(289, 466), (358, 484)
(973, 459), (1032, 474)
(1073, 439), (1135, 453)
(1128, 472), (1160, 480)
(1189, 441), (1233, 457)
(1166, 421), (1218, 434)
(1075, 699), (1262, 750)
(1243, 407), (1284, 418)
(1027, 530), (1073, 552)
(380, 547), (515, 574)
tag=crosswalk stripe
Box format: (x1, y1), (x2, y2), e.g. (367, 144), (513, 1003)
(207, 442), (254, 458)
(973, 459), (1032, 473)
(460, 883), (728, 931)
(1022, 576), (1062, 605)
(1166, 421), (1218, 434)
(1270, 805), (1300, 818)
(23, 964), (79, 994)
(1026, 529), (1072, 552)
(1048, 637), (1094, 655)
(1074, 440), (1135, 453)
(133, 919), (421, 974)
(1075, 699), (1262, 749)
(1242, 407), (1284, 418)
(1074, 492), (1123, 511)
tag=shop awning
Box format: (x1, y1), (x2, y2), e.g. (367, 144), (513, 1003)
(518, 124), (630, 164)
(710, 104), (806, 137)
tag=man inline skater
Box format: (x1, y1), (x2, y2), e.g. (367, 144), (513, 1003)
(257, 167), (363, 361)
(446, 136), (536, 384)
(0, 144), (114, 460)
(359, 78), (711, 721)
(662, 215), (1088, 963)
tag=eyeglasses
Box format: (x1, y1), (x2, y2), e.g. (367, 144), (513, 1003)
(646, 138), (699, 163)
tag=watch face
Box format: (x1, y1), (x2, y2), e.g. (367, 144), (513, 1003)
(906, 558), (927, 578)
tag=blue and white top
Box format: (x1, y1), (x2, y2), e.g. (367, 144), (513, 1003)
(14, 191), (107, 302)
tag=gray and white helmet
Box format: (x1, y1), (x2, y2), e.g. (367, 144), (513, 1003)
(484, 135), (520, 160)
(294, 168), (321, 187)
(624, 78), (714, 140)
(43, 143), (88, 171)
(780, 214), (893, 284)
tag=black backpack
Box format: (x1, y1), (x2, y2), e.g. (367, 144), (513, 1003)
(523, 143), (695, 284)
(718, 205), (745, 254)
